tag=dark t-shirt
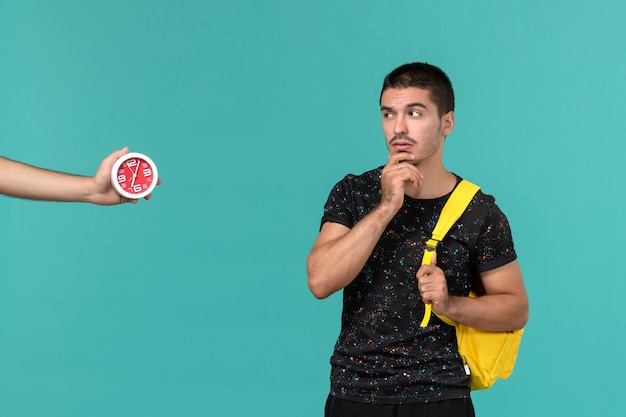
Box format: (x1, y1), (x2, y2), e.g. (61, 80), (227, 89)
(320, 167), (517, 404)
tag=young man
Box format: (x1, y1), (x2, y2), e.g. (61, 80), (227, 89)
(307, 63), (528, 416)
(0, 147), (159, 204)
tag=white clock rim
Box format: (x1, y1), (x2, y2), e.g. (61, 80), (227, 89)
(110, 152), (159, 200)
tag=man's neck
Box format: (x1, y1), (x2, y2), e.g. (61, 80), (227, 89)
(404, 168), (457, 200)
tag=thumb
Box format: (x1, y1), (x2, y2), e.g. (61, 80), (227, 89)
(430, 251), (437, 266)
(110, 146), (129, 163)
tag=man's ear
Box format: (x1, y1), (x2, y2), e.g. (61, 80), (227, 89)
(442, 111), (455, 135)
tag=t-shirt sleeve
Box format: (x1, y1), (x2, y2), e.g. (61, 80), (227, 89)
(475, 202), (518, 273)
(320, 176), (355, 230)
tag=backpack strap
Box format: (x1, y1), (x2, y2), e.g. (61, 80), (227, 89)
(419, 180), (481, 327)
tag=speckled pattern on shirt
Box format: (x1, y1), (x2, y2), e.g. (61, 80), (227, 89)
(320, 167), (517, 404)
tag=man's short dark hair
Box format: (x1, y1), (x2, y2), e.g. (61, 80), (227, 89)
(380, 63), (455, 117)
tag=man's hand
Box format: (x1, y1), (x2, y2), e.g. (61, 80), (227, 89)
(418, 255), (529, 330)
(379, 152), (423, 213)
(89, 147), (161, 205)
(417, 253), (452, 316)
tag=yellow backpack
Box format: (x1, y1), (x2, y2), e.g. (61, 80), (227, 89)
(419, 180), (524, 390)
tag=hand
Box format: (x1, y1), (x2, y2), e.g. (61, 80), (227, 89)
(89, 147), (161, 205)
(379, 152), (424, 213)
(417, 253), (451, 316)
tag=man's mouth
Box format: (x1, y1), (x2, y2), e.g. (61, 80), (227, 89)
(390, 136), (417, 151)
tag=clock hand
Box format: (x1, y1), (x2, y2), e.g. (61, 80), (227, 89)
(133, 159), (141, 177)
(130, 159), (140, 188)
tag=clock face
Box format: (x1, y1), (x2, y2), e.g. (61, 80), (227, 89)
(111, 152), (159, 199)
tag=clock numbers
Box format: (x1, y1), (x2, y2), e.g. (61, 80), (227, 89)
(115, 159), (149, 194)
(111, 152), (158, 199)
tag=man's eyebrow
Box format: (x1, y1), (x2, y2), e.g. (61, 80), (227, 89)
(380, 102), (428, 111)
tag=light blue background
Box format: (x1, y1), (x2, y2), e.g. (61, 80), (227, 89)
(1, 1), (624, 416)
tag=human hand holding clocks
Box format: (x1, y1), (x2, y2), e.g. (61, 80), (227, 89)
(76, 147), (160, 206)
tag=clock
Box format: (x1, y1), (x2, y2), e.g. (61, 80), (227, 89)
(110, 152), (159, 199)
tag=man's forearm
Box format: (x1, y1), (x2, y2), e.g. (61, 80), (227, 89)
(443, 293), (529, 332)
(307, 205), (396, 299)
(0, 157), (90, 202)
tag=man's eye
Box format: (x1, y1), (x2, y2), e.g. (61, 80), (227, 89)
(409, 110), (421, 117)
(383, 112), (394, 119)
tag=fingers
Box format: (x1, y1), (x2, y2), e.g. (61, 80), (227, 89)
(383, 155), (423, 180)
(385, 153), (424, 185)
(417, 260), (447, 307)
(96, 147), (129, 177)
(390, 152), (414, 165)
(417, 265), (439, 286)
(388, 152), (418, 166)
(109, 146), (129, 165)
(418, 276), (447, 306)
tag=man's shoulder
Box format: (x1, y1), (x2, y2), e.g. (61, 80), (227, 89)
(338, 166), (383, 185)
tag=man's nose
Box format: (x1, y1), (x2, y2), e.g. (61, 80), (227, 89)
(394, 115), (407, 135)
